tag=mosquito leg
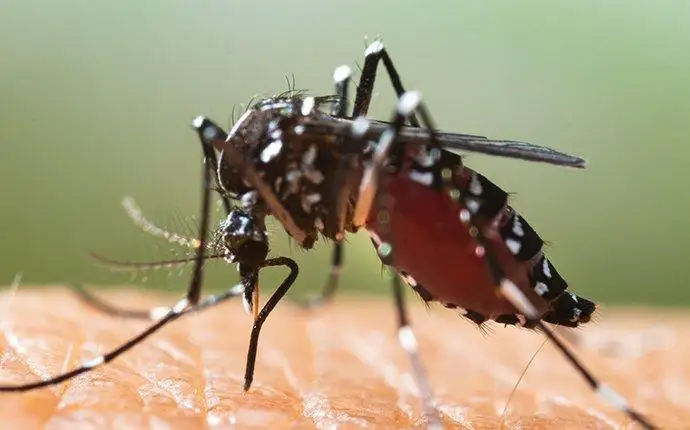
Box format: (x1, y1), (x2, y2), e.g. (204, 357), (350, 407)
(195, 120), (233, 214)
(71, 119), (218, 317)
(373, 208), (441, 428)
(179, 118), (218, 305)
(70, 284), (153, 320)
(0, 284), (247, 392)
(351, 39), (419, 126)
(292, 242), (342, 308)
(243, 257), (299, 391)
(292, 66), (353, 309)
(349, 94), (441, 426)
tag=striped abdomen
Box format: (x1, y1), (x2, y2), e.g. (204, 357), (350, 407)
(367, 149), (595, 328)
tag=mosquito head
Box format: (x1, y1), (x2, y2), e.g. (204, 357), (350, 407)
(220, 210), (268, 268)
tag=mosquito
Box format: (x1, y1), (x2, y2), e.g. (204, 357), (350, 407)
(0, 40), (655, 429)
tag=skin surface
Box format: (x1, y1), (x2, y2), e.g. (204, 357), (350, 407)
(0, 288), (685, 429)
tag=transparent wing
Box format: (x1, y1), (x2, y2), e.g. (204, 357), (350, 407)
(302, 117), (587, 169)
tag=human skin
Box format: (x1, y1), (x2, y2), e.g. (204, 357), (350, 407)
(0, 288), (683, 429)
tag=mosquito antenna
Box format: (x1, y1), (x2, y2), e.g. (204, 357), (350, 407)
(122, 197), (202, 250)
(499, 336), (549, 429)
(88, 251), (226, 272)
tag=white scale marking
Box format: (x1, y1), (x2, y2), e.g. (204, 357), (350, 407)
(596, 384), (630, 412)
(398, 91), (422, 116)
(242, 294), (252, 315)
(512, 215), (524, 237)
(302, 144), (317, 165)
(534, 282), (550, 296)
(458, 209), (470, 223)
(365, 40), (384, 56)
(409, 170), (433, 186)
(466, 199), (480, 214)
(241, 191), (258, 209)
(506, 238), (522, 255)
(192, 115), (205, 129)
(469, 173), (483, 195)
(543, 258), (552, 278)
(300, 97), (315, 116)
(172, 298), (190, 314)
(82, 355), (105, 369)
(352, 117), (370, 136)
(150, 306), (170, 320)
(398, 326), (419, 353)
(333, 64), (352, 83)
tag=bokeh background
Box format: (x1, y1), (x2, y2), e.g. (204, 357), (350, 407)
(1, 2), (688, 306)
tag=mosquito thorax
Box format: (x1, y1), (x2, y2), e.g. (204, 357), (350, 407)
(220, 210), (268, 268)
(216, 97), (365, 248)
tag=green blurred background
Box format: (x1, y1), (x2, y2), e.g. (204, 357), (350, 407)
(1, 2), (688, 306)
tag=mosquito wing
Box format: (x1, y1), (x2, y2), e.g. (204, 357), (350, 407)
(399, 126), (587, 168)
(303, 118), (587, 169)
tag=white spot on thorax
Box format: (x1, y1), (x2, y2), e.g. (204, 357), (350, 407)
(302, 193), (321, 213)
(302, 144), (317, 165)
(301, 97), (315, 116)
(352, 117), (370, 137)
(241, 191), (258, 209)
(261, 140), (283, 163)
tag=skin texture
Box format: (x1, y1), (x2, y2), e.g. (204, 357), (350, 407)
(0, 287), (685, 429)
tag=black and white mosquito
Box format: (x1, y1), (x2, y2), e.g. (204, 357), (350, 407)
(0, 40), (655, 429)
